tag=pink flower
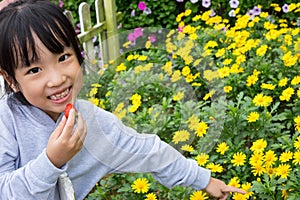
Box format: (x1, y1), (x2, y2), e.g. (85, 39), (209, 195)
(149, 34), (156, 43)
(127, 27), (144, 42)
(128, 32), (136, 42)
(133, 27), (143, 38)
(178, 25), (185, 32)
(138, 2), (147, 11)
(59, 0), (64, 8)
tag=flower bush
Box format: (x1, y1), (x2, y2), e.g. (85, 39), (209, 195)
(85, 2), (300, 200)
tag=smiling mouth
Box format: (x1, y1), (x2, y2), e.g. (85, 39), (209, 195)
(48, 87), (70, 100)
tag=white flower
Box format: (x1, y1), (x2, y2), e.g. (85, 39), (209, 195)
(229, 0), (239, 8)
(202, 0), (211, 8)
(282, 4), (289, 13)
(229, 10), (236, 17)
(191, 0), (199, 3)
(143, 7), (152, 15)
(209, 9), (216, 17)
(253, 6), (261, 16)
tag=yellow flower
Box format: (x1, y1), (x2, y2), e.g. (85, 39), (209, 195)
(276, 164), (291, 179)
(279, 151), (293, 163)
(192, 82), (202, 87)
(215, 48), (225, 58)
(172, 130), (190, 144)
(129, 93), (142, 113)
(247, 112), (259, 122)
(282, 189), (288, 200)
(173, 91), (184, 101)
(250, 139), (267, 153)
(223, 59), (232, 65)
(206, 163), (223, 173)
(181, 144), (194, 152)
(260, 12), (268, 18)
(246, 74), (258, 86)
(282, 51), (298, 67)
(89, 87), (98, 97)
(172, 70), (182, 82)
(195, 153), (209, 166)
(203, 90), (215, 101)
(182, 66), (191, 76)
(186, 115), (200, 131)
(204, 40), (218, 50)
(293, 151), (300, 165)
(184, 9), (192, 16)
(241, 182), (254, 198)
(232, 193), (246, 200)
(223, 86), (233, 93)
(203, 70), (219, 81)
(145, 40), (151, 49)
(249, 151), (264, 165)
(145, 193), (157, 200)
(294, 137), (300, 150)
(185, 74), (195, 83)
(264, 150), (277, 167)
(231, 152), (246, 166)
(116, 63), (127, 72)
(261, 83), (276, 90)
(123, 40), (131, 48)
(228, 177), (241, 188)
(131, 178), (150, 193)
(291, 75), (300, 85)
(138, 55), (148, 61)
(218, 66), (231, 78)
(251, 162), (266, 176)
(278, 77), (288, 87)
(216, 142), (229, 155)
(252, 93), (273, 107)
(196, 121), (208, 137)
(279, 87), (294, 101)
(162, 61), (173, 75)
(256, 44), (268, 56)
(88, 97), (99, 106)
(294, 116), (300, 132)
(190, 190), (208, 200)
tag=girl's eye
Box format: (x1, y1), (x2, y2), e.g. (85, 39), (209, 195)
(58, 54), (70, 62)
(28, 67), (41, 74)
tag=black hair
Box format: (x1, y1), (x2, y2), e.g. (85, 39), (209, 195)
(0, 0), (84, 94)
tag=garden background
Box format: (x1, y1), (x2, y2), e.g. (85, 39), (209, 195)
(60, 0), (300, 199)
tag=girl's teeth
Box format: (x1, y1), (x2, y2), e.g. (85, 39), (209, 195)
(50, 88), (69, 100)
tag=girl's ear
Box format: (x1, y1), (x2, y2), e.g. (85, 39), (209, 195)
(0, 69), (19, 93)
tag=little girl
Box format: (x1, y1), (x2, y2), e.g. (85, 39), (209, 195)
(0, 0), (245, 199)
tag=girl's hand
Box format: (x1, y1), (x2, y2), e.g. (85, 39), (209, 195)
(205, 177), (246, 200)
(46, 109), (87, 168)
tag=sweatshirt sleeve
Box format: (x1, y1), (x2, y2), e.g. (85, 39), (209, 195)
(88, 106), (211, 190)
(0, 121), (66, 199)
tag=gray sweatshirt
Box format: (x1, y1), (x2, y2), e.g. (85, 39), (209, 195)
(0, 94), (211, 200)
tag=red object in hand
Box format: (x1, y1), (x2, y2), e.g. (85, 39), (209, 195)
(64, 103), (76, 118)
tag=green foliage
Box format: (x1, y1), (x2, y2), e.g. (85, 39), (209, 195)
(115, 0), (179, 29)
(84, 1), (300, 199)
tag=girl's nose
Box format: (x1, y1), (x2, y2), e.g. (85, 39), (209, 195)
(47, 73), (67, 87)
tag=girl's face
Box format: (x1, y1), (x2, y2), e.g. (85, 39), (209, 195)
(13, 34), (82, 121)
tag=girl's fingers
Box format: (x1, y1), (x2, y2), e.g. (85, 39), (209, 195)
(219, 193), (228, 200)
(60, 108), (76, 138)
(71, 112), (87, 143)
(52, 115), (67, 139)
(222, 186), (246, 194)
